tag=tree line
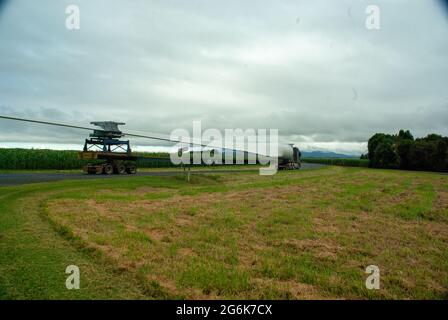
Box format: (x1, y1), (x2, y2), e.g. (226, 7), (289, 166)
(366, 130), (448, 172)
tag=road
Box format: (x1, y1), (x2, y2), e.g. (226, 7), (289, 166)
(0, 163), (325, 186)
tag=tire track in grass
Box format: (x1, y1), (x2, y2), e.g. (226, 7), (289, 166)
(0, 185), (156, 299)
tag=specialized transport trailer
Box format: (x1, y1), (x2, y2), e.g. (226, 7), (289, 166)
(78, 151), (137, 175)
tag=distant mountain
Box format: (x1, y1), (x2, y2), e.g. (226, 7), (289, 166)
(203, 148), (359, 159)
(301, 151), (359, 159)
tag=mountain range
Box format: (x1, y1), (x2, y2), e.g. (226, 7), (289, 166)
(301, 151), (359, 158)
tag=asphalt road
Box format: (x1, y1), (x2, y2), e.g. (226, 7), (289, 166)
(0, 163), (325, 186)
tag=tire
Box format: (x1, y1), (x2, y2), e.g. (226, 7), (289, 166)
(126, 165), (137, 174)
(114, 164), (126, 174)
(103, 164), (113, 175)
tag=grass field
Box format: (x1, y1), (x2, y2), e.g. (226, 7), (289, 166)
(0, 166), (447, 299)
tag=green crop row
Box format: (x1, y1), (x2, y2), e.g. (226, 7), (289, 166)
(0, 148), (174, 170)
(302, 158), (369, 167)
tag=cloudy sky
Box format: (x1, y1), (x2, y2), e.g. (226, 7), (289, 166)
(0, 0), (447, 155)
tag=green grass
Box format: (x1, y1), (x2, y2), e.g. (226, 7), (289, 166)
(0, 166), (447, 299)
(0, 186), (147, 299)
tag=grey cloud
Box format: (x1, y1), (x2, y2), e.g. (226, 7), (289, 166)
(0, 0), (447, 155)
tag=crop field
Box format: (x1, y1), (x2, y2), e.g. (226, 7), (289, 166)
(302, 158), (369, 167)
(0, 148), (174, 170)
(0, 166), (447, 299)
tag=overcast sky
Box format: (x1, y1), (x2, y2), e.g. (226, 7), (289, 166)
(0, 0), (447, 155)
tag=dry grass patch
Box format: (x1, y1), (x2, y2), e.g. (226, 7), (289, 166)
(43, 167), (448, 299)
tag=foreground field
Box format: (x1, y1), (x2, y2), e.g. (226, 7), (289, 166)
(0, 166), (447, 299)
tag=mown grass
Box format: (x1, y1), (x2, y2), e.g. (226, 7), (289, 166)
(0, 166), (447, 299)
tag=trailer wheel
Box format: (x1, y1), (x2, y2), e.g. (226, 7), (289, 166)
(103, 164), (113, 175)
(114, 164), (126, 174)
(126, 165), (137, 174)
